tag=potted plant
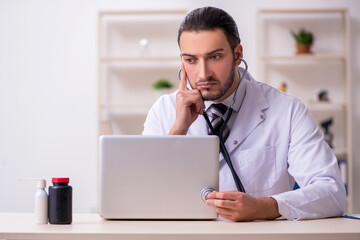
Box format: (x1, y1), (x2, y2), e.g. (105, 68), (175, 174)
(152, 78), (174, 97)
(291, 28), (314, 54)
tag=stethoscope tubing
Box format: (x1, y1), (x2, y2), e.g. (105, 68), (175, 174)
(178, 57), (248, 193)
(203, 109), (246, 193)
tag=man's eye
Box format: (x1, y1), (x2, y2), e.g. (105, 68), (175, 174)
(210, 55), (222, 60)
(185, 58), (196, 63)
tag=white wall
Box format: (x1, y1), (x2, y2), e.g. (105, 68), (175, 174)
(0, 0), (359, 213)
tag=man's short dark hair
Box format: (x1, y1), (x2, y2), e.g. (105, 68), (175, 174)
(177, 7), (241, 51)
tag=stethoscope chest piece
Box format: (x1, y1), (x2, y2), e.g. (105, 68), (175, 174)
(201, 187), (215, 202)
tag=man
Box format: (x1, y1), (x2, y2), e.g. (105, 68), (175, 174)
(143, 7), (346, 221)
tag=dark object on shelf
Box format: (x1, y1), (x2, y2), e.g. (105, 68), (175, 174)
(318, 90), (329, 101)
(321, 118), (334, 148)
(278, 82), (287, 92)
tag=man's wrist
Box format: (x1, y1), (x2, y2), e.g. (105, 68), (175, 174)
(169, 126), (188, 135)
(257, 197), (281, 220)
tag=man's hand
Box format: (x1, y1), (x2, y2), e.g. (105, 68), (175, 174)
(169, 64), (205, 135)
(206, 191), (281, 221)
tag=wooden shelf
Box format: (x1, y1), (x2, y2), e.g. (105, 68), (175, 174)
(260, 54), (345, 62)
(258, 9), (348, 14)
(100, 57), (180, 62)
(100, 104), (151, 115)
(99, 10), (186, 16)
(307, 102), (345, 111)
(333, 147), (348, 156)
(101, 59), (181, 69)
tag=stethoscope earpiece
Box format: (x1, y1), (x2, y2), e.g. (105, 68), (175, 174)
(236, 57), (248, 72)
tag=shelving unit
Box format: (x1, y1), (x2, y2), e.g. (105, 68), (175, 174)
(256, 9), (352, 213)
(98, 10), (187, 135)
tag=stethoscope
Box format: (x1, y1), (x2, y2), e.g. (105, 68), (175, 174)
(178, 58), (248, 193)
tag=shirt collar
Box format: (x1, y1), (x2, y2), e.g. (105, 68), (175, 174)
(204, 67), (247, 113)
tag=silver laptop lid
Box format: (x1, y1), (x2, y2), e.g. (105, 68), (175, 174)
(99, 135), (219, 219)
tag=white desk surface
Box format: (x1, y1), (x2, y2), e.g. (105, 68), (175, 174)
(0, 213), (359, 240)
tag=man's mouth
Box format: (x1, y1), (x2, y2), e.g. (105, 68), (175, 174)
(196, 81), (217, 89)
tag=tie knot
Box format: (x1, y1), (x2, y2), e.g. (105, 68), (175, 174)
(208, 103), (230, 142)
(210, 103), (228, 118)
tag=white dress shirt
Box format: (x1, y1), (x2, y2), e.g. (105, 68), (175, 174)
(143, 67), (346, 220)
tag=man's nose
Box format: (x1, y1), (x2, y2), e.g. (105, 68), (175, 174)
(198, 60), (213, 80)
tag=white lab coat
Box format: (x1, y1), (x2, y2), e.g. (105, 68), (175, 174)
(143, 69), (346, 220)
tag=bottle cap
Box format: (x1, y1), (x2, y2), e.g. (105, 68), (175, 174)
(52, 178), (69, 183)
(37, 179), (46, 188)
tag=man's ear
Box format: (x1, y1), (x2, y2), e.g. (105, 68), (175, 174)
(234, 44), (243, 66)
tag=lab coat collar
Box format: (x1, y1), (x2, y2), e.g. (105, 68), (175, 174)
(220, 71), (270, 162)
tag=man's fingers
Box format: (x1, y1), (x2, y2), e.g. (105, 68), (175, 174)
(206, 199), (236, 210)
(176, 86), (204, 115)
(206, 191), (244, 210)
(177, 90), (202, 106)
(179, 63), (188, 91)
(195, 98), (205, 114)
(207, 191), (240, 201)
(216, 207), (235, 216)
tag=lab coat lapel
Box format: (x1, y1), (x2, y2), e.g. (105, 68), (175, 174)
(220, 78), (269, 161)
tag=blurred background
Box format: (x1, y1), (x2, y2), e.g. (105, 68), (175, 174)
(0, 0), (359, 214)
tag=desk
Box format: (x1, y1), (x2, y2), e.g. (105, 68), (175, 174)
(0, 213), (359, 240)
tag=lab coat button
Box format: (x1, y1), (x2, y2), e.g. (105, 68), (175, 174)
(233, 140), (238, 145)
(260, 115), (265, 119)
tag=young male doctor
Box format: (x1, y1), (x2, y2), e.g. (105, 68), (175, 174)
(142, 7), (346, 221)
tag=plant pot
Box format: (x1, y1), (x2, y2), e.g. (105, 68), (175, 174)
(296, 43), (312, 54)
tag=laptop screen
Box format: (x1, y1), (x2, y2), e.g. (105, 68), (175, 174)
(99, 135), (219, 219)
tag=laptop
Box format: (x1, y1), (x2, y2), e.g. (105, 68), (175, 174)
(99, 135), (219, 220)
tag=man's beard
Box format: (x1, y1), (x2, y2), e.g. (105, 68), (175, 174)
(195, 62), (236, 101)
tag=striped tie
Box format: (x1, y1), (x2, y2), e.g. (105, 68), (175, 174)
(209, 103), (230, 142)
